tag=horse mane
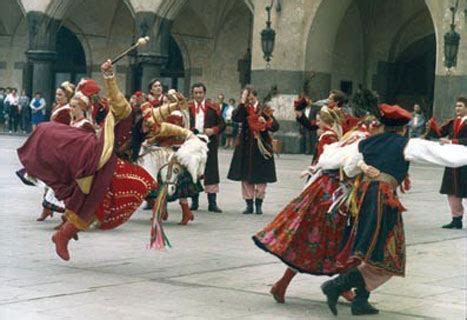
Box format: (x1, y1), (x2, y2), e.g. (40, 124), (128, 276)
(175, 135), (209, 183)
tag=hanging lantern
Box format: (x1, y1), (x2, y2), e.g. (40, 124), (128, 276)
(260, 5), (276, 64)
(444, 2), (461, 70)
(444, 26), (460, 69)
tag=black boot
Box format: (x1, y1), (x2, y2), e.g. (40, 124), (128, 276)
(321, 268), (365, 316)
(442, 217), (463, 229)
(255, 198), (263, 215)
(243, 199), (254, 214)
(190, 194), (199, 211)
(208, 193), (222, 213)
(351, 287), (379, 315)
(143, 198), (155, 210)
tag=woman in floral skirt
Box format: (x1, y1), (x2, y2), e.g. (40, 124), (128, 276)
(253, 110), (380, 304)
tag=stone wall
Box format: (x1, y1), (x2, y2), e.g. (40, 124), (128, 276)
(172, 0), (251, 101)
(0, 13), (27, 89)
(1, 0), (466, 144)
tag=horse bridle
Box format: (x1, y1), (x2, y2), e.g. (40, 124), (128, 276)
(158, 156), (180, 188)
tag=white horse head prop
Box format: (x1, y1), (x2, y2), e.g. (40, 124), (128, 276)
(158, 154), (184, 197)
(175, 134), (209, 183)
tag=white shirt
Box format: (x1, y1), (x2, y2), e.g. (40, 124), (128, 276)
(225, 105), (234, 121)
(252, 101), (259, 112)
(5, 93), (19, 106)
(194, 100), (206, 133)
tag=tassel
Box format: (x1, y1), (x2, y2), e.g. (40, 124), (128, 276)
(149, 184), (172, 250)
(256, 133), (273, 160)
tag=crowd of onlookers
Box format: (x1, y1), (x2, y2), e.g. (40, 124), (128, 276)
(1, 85), (427, 155)
(0, 87), (48, 134)
(0, 86), (242, 146)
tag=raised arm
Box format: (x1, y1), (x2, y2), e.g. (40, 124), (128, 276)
(296, 112), (318, 131)
(101, 59), (131, 122)
(232, 104), (248, 123)
(404, 138), (467, 167)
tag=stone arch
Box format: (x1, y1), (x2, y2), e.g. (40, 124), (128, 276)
(243, 0), (254, 14)
(388, 9), (436, 63)
(0, 0), (27, 89)
(54, 26), (87, 86)
(59, 20), (93, 75)
(57, 0), (135, 91)
(44, 0), (135, 21)
(0, 0), (25, 34)
(304, 0), (353, 74)
(171, 0), (253, 100)
(304, 0), (437, 105)
(171, 34), (191, 95)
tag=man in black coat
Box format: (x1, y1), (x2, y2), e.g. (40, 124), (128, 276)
(294, 96), (319, 155)
(189, 83), (225, 212)
(428, 96), (467, 229)
(227, 86), (279, 214)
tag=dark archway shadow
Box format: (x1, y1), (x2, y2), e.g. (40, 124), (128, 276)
(161, 36), (185, 92)
(54, 27), (87, 87)
(391, 34), (436, 116)
(132, 35), (184, 93)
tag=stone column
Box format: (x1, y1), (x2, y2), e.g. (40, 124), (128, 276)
(25, 11), (60, 109)
(425, 0), (467, 120)
(138, 54), (166, 92)
(250, 0), (311, 153)
(26, 50), (57, 103)
(135, 12), (172, 92)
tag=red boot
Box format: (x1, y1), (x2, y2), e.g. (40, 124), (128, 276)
(54, 216), (79, 241)
(51, 221), (79, 261)
(37, 208), (53, 221)
(270, 268), (297, 303)
(54, 215), (67, 230)
(178, 202), (194, 225)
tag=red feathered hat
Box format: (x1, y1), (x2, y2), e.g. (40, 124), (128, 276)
(134, 91), (144, 98)
(76, 79), (101, 97)
(379, 104), (412, 126)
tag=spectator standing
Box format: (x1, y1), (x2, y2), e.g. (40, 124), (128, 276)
(0, 87), (5, 125)
(407, 104), (426, 138)
(18, 90), (31, 133)
(5, 88), (19, 133)
(224, 98), (237, 148)
(218, 93), (229, 147)
(30, 92), (46, 130)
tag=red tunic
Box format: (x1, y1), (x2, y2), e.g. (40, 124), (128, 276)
(50, 103), (72, 125)
(314, 128), (339, 163)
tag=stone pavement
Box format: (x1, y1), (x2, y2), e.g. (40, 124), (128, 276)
(0, 135), (466, 320)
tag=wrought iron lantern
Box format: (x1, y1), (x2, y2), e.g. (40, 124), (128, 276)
(444, 1), (461, 70)
(261, 1), (279, 65)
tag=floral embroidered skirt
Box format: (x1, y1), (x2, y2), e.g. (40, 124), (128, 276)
(336, 180), (406, 277)
(95, 159), (157, 230)
(253, 172), (348, 275)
